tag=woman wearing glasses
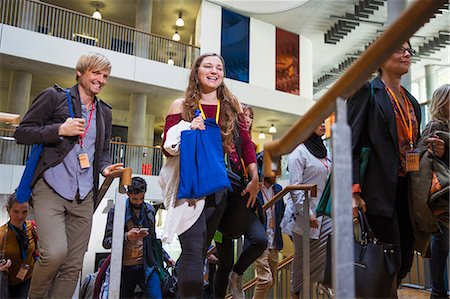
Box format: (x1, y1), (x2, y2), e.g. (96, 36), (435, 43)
(347, 41), (421, 296)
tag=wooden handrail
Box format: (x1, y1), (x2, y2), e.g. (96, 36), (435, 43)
(262, 184), (317, 212)
(263, 0), (447, 177)
(95, 167), (132, 211)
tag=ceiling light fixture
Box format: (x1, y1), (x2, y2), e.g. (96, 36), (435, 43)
(258, 132), (266, 139)
(269, 124), (277, 134)
(167, 58), (174, 65)
(172, 31), (181, 41)
(92, 9), (102, 20)
(176, 12), (185, 27)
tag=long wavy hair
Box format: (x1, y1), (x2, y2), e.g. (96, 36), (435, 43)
(430, 84), (450, 127)
(182, 53), (241, 150)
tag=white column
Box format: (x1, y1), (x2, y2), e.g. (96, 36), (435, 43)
(425, 64), (438, 101)
(128, 94), (147, 145)
(134, 0), (153, 58)
(7, 71), (32, 117)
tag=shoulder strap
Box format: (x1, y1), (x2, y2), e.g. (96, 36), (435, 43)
(65, 89), (75, 118)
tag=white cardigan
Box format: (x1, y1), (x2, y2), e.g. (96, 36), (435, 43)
(159, 121), (205, 243)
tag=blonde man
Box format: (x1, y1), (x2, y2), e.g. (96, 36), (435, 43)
(15, 52), (122, 298)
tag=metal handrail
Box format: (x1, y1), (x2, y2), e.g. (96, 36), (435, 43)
(0, 0), (200, 68)
(263, 0), (447, 176)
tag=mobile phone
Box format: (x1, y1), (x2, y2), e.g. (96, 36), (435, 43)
(139, 228), (149, 232)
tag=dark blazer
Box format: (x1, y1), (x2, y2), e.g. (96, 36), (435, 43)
(14, 84), (112, 205)
(347, 76), (421, 217)
(256, 183), (285, 250)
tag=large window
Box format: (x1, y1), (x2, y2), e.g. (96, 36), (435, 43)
(276, 28), (299, 95)
(221, 9), (250, 83)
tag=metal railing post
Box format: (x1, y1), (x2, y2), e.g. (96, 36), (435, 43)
(108, 189), (127, 299)
(331, 97), (354, 299)
(302, 190), (310, 298)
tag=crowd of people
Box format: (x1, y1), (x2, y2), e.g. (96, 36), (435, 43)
(0, 43), (448, 299)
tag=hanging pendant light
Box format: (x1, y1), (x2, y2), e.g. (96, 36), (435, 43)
(176, 12), (185, 27)
(167, 58), (174, 65)
(258, 132), (266, 139)
(92, 9), (102, 20)
(269, 124), (277, 134)
(172, 31), (181, 41)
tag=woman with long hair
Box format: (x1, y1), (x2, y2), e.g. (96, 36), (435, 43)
(161, 53), (259, 298)
(422, 84), (449, 299)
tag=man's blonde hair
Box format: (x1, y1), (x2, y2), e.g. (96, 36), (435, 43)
(75, 52), (112, 81)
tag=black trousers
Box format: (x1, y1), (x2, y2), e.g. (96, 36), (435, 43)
(177, 189), (227, 299)
(365, 176), (415, 289)
(213, 197), (267, 298)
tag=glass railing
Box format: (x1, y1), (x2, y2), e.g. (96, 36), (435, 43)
(0, 128), (164, 176)
(0, 0), (199, 68)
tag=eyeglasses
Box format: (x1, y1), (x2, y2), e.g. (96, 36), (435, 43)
(396, 47), (416, 56)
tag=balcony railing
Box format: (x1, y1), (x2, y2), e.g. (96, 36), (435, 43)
(0, 128), (164, 176)
(0, 0), (200, 68)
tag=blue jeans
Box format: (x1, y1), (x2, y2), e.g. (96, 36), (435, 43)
(430, 222), (449, 298)
(121, 265), (162, 299)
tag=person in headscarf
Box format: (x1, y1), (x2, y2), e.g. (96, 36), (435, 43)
(284, 121), (332, 299)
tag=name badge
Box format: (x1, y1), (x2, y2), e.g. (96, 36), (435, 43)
(79, 153), (91, 169)
(405, 149), (420, 172)
(16, 264), (29, 280)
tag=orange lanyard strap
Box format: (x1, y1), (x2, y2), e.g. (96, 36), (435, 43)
(385, 86), (414, 148)
(198, 100), (221, 123)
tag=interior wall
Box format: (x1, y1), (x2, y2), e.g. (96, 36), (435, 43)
(250, 18), (276, 90)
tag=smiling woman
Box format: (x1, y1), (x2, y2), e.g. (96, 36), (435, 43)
(160, 52), (259, 298)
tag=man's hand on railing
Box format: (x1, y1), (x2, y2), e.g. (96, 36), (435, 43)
(102, 163), (124, 176)
(352, 192), (366, 217)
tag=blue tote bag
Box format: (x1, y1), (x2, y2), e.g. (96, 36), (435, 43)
(16, 89), (74, 203)
(178, 118), (232, 199)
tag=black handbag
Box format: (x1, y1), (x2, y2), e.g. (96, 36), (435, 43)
(321, 209), (397, 298)
(354, 209), (397, 298)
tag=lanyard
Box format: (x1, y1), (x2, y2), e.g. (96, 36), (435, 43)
(198, 100), (221, 123)
(8, 222), (28, 260)
(385, 85), (414, 149)
(317, 157), (330, 174)
(261, 187), (275, 213)
(79, 103), (95, 150)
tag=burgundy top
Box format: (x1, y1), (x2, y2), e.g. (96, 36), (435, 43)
(162, 104), (256, 166)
